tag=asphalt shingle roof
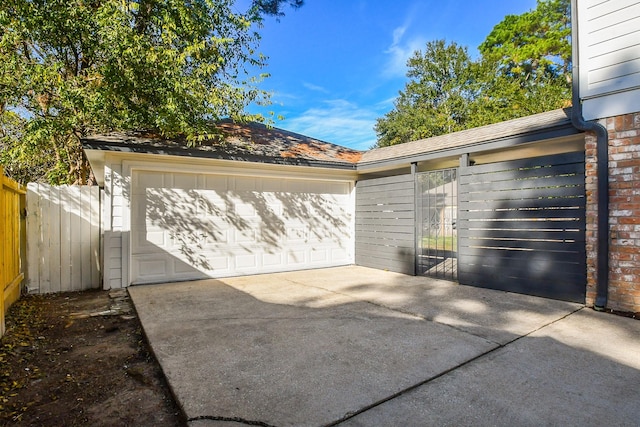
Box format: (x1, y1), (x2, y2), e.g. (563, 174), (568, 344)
(82, 120), (363, 166)
(359, 108), (573, 164)
(83, 109), (575, 168)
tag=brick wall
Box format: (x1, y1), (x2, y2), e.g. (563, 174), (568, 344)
(586, 112), (640, 313)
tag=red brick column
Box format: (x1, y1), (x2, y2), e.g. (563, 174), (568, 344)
(587, 112), (640, 313)
(584, 131), (599, 308)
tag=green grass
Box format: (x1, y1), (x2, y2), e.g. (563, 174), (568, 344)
(421, 235), (457, 251)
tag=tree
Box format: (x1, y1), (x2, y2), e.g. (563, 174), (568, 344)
(465, 57), (571, 129)
(375, 40), (477, 147)
(476, 0), (571, 123)
(252, 0), (303, 18)
(479, 0), (571, 85)
(375, 0), (571, 148)
(0, 0), (302, 184)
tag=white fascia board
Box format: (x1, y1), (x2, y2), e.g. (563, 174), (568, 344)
(105, 151), (358, 183)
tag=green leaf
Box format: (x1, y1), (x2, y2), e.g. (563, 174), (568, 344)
(1, 0), (299, 184)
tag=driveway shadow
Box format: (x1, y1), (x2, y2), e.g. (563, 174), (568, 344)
(129, 276), (495, 426)
(129, 267), (639, 426)
(343, 310), (640, 426)
(243, 267), (583, 345)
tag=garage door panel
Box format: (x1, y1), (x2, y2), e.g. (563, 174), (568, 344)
(260, 177), (283, 192)
(130, 170), (353, 284)
(310, 248), (329, 263)
(131, 253), (212, 284)
(232, 252), (256, 269)
(202, 174), (227, 190)
(193, 191), (227, 215)
(235, 229), (258, 244)
(287, 250), (306, 264)
(133, 171), (165, 193)
(136, 257), (168, 277)
(133, 230), (166, 249)
(233, 176), (261, 191)
(262, 253), (284, 267)
(331, 247), (349, 260)
(199, 228), (229, 246)
(286, 227), (307, 243)
(198, 254), (230, 272)
(233, 201), (257, 217)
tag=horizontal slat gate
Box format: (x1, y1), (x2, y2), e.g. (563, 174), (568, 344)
(355, 174), (415, 275)
(458, 152), (586, 302)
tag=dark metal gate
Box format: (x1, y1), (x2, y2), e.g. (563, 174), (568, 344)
(457, 152), (586, 302)
(417, 169), (457, 281)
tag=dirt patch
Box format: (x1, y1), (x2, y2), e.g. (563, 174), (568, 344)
(0, 290), (185, 426)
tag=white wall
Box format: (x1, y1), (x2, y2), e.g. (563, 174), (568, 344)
(102, 163), (127, 289)
(578, 0), (640, 119)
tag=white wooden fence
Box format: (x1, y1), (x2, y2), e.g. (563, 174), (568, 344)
(26, 184), (101, 293)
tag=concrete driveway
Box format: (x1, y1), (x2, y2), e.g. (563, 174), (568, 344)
(128, 266), (640, 427)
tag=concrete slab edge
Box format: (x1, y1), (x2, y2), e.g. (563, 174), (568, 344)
(127, 288), (190, 426)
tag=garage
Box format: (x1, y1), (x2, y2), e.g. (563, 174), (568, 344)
(84, 110), (590, 304)
(130, 169), (354, 284)
(83, 121), (360, 288)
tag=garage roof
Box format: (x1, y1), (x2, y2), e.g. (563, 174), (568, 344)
(360, 108), (575, 165)
(82, 120), (363, 168)
(83, 108), (579, 173)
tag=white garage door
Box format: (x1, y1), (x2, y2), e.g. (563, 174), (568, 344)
(130, 170), (354, 284)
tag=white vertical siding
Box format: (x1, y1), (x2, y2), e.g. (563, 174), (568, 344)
(26, 184), (101, 293)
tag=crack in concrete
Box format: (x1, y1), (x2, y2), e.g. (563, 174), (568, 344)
(188, 415), (277, 427)
(324, 306), (586, 426)
(182, 277), (586, 427)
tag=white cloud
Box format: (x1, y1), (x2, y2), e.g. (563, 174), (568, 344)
(384, 27), (426, 78)
(375, 96), (397, 110)
(391, 25), (407, 46)
(282, 99), (379, 150)
(382, 4), (428, 78)
(302, 82), (329, 93)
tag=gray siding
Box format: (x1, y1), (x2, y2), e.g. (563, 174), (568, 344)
(355, 174), (415, 275)
(578, 0), (640, 119)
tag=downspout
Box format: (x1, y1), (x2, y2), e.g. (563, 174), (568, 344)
(570, 0), (609, 310)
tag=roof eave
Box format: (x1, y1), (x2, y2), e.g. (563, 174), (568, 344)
(356, 121), (581, 171)
(81, 140), (358, 171)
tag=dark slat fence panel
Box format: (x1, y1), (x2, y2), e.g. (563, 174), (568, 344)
(458, 152), (586, 302)
(355, 174), (415, 275)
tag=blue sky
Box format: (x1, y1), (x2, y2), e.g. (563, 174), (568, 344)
(245, 1), (538, 150)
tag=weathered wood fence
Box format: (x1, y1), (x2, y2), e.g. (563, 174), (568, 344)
(1, 166), (27, 336)
(26, 184), (101, 294)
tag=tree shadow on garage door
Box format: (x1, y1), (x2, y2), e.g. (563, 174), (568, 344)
(138, 179), (351, 279)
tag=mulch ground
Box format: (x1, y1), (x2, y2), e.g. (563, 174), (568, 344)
(0, 289), (185, 426)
